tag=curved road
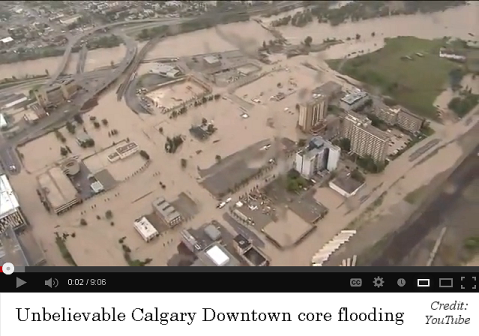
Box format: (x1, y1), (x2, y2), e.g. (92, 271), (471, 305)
(45, 1), (300, 87)
(0, 31), (137, 175)
(45, 18), (189, 87)
(0, 1), (300, 173)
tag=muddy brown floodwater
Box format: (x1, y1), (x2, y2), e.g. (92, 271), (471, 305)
(0, 3), (477, 79)
(370, 144), (479, 266)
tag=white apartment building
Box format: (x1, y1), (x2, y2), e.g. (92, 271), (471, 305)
(295, 136), (340, 179)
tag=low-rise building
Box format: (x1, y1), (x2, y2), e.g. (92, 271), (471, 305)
(203, 55), (221, 68)
(75, 132), (93, 146)
(233, 234), (269, 266)
(37, 167), (80, 215)
(0, 37), (14, 46)
(191, 242), (241, 266)
(339, 90), (370, 111)
(329, 173), (365, 198)
(295, 136), (340, 179)
(134, 217), (159, 242)
(152, 197), (182, 227)
(150, 63), (180, 78)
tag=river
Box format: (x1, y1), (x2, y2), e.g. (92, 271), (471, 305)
(370, 144), (479, 266)
(0, 4), (477, 80)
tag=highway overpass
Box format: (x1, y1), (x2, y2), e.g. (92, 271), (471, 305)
(44, 2), (300, 87)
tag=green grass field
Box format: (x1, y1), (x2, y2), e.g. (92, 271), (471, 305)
(327, 37), (462, 119)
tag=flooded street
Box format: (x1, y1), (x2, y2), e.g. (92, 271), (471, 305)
(2, 4), (479, 266)
(0, 4), (477, 79)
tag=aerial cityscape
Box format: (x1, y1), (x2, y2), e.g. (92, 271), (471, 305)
(0, 0), (477, 268)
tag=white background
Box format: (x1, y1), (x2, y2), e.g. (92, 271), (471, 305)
(0, 293), (476, 335)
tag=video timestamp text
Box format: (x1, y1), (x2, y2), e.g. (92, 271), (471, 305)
(67, 279), (107, 286)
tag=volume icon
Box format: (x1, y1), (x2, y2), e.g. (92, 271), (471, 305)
(45, 278), (59, 288)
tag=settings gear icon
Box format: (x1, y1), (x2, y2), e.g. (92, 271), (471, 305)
(373, 277), (385, 288)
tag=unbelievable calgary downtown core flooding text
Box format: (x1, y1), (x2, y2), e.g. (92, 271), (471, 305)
(15, 307), (406, 325)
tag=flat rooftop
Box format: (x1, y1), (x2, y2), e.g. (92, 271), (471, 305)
(152, 197), (181, 223)
(0, 174), (19, 219)
(243, 246), (268, 266)
(340, 91), (369, 105)
(365, 124), (391, 141)
(288, 194), (328, 224)
(195, 242), (241, 266)
(330, 174), (364, 194)
(37, 167), (78, 210)
(203, 55), (220, 64)
(134, 217), (158, 239)
(153, 63), (175, 73)
(312, 81), (342, 98)
(262, 213), (314, 248)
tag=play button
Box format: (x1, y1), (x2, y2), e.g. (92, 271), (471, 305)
(16, 277), (26, 289)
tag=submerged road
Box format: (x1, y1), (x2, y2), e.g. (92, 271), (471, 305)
(370, 144), (479, 266)
(0, 32), (137, 174)
(45, 18), (189, 87)
(0, 1), (301, 173)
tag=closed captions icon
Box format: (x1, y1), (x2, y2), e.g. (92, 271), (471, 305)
(350, 278), (362, 287)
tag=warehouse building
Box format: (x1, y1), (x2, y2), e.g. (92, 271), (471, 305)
(329, 173), (365, 198)
(203, 55), (221, 68)
(150, 63), (180, 78)
(37, 167), (80, 215)
(152, 197), (182, 227)
(134, 217), (159, 242)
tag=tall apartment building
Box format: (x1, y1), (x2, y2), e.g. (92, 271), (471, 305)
(297, 93), (328, 133)
(372, 105), (424, 133)
(342, 111), (390, 163)
(396, 108), (424, 133)
(295, 136), (340, 179)
(373, 106), (400, 126)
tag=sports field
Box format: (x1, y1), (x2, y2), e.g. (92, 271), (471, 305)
(327, 37), (460, 118)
